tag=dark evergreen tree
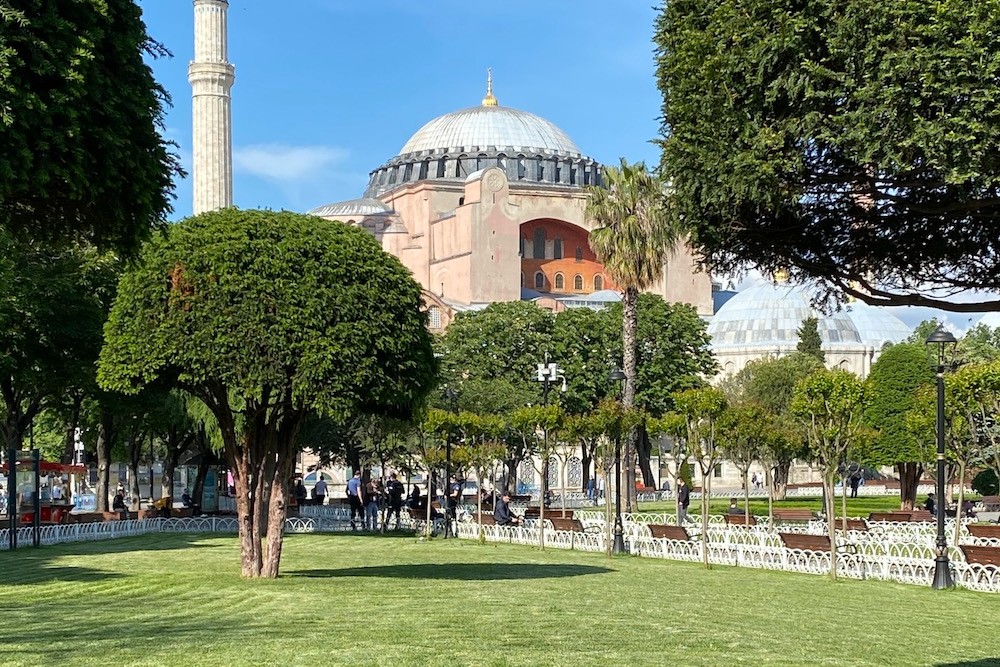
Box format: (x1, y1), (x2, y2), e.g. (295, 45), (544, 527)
(796, 317), (824, 363)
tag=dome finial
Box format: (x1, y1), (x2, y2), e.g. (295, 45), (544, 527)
(482, 68), (499, 107)
(773, 268), (789, 284)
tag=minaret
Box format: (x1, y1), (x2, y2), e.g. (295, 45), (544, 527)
(188, 0), (235, 214)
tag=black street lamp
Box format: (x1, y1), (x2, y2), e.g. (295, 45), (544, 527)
(535, 361), (566, 505)
(442, 387), (458, 538)
(609, 369), (627, 555)
(926, 325), (957, 590)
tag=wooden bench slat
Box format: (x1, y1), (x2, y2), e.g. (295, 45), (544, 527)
(967, 524), (1000, 539)
(549, 517), (585, 533)
(648, 524), (690, 541)
(779, 532), (831, 552)
(724, 514), (757, 526)
(773, 509), (815, 522)
(961, 544), (1000, 567)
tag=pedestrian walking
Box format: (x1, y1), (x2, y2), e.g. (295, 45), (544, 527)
(385, 473), (405, 529)
(676, 478), (690, 525)
(312, 476), (327, 506)
(364, 479), (380, 530)
(347, 470), (363, 530)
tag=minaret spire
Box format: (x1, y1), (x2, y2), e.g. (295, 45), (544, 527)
(481, 68), (498, 107)
(189, 0), (235, 214)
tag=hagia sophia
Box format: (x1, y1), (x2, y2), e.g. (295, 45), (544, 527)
(185, 0), (935, 493)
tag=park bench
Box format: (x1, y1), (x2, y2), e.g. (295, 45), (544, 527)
(961, 544), (1000, 568)
(549, 517), (586, 533)
(832, 518), (869, 532)
(772, 509), (815, 524)
(967, 524), (1000, 540)
(648, 524), (691, 541)
(779, 532), (831, 553)
(868, 511), (916, 522)
(475, 513), (496, 526)
(908, 510), (934, 522)
(522, 506), (541, 519)
(980, 496), (1000, 511)
(724, 514), (757, 527)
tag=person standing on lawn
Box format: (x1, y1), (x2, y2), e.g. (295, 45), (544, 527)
(676, 478), (690, 525)
(347, 470), (364, 530)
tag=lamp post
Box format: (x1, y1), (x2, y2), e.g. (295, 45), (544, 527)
(535, 361), (566, 505)
(442, 387), (458, 538)
(149, 431), (155, 503)
(609, 369), (627, 555)
(925, 325), (957, 590)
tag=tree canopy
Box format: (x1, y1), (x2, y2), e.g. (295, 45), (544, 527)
(98, 209), (438, 577)
(656, 1), (1000, 311)
(0, 0), (180, 251)
(796, 317), (824, 362)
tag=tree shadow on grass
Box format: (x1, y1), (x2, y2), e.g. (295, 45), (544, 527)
(0, 616), (251, 662)
(935, 660), (1000, 667)
(288, 563), (614, 581)
(0, 533), (225, 586)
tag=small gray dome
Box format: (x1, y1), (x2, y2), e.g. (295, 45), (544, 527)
(308, 197), (393, 218)
(845, 302), (911, 350)
(708, 283), (862, 351)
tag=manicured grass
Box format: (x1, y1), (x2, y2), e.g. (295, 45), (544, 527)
(1, 533), (998, 667)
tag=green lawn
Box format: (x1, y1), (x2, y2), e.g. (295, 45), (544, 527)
(0, 533), (997, 667)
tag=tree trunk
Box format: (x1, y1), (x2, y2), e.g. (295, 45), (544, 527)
(742, 469), (750, 524)
(897, 462), (923, 510)
(262, 445), (295, 578)
(505, 459), (518, 495)
(127, 438), (141, 511)
(701, 468), (711, 569)
(581, 443), (592, 495)
(95, 412), (114, 512)
(773, 460), (790, 500)
(840, 472), (848, 532)
(621, 285), (639, 511)
(825, 472), (837, 581)
(953, 463), (966, 546)
(766, 467), (774, 523)
(637, 425), (655, 488)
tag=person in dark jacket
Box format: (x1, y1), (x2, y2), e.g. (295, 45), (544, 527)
(385, 473), (405, 529)
(676, 478), (690, 525)
(493, 491), (521, 527)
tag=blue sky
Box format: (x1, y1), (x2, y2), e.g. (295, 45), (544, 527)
(139, 0), (664, 218)
(137, 0), (991, 333)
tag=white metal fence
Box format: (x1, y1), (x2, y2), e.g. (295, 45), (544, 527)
(1, 513), (997, 593)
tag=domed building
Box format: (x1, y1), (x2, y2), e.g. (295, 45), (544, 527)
(308, 74), (713, 329)
(708, 279), (911, 378)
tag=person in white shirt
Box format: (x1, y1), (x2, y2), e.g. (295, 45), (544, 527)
(312, 478), (328, 506)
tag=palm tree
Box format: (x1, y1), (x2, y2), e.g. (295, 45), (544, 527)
(586, 158), (680, 507)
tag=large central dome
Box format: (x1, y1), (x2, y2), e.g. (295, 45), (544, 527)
(398, 105), (583, 157)
(363, 74), (601, 198)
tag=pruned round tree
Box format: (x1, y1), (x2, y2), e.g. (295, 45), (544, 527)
(98, 209), (438, 577)
(656, 1), (1000, 311)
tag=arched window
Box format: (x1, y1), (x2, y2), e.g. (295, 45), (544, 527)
(517, 155), (526, 179)
(428, 306), (442, 330)
(594, 275), (604, 291)
(418, 160), (429, 180)
(554, 273), (564, 290)
(573, 274), (583, 291)
(547, 456), (560, 487)
(534, 272), (545, 290)
(533, 228), (546, 259)
(575, 247), (583, 262)
(553, 238), (563, 260)
(567, 457), (583, 486)
(437, 157), (448, 178)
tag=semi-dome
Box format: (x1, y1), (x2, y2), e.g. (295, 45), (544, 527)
(845, 302), (911, 350)
(364, 73), (601, 198)
(307, 197), (393, 219)
(708, 282), (862, 351)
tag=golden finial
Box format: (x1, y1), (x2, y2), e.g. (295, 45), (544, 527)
(481, 68), (498, 107)
(773, 268), (789, 284)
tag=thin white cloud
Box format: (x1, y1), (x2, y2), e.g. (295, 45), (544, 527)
(233, 144), (349, 184)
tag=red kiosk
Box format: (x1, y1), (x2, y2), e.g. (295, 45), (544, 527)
(2, 449), (85, 549)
